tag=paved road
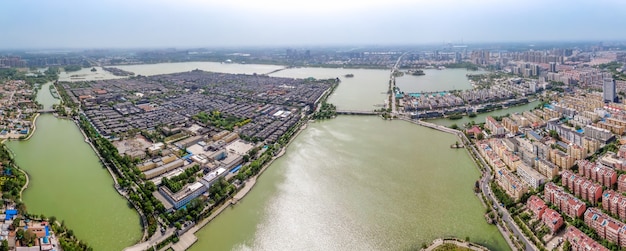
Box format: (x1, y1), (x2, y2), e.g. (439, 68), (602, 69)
(123, 227), (176, 251)
(389, 52), (407, 114)
(475, 147), (535, 251)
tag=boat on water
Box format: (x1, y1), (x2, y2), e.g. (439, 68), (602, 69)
(344, 74), (354, 78)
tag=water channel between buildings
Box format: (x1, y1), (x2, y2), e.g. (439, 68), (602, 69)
(8, 62), (520, 250)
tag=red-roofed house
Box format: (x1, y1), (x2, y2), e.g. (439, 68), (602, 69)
(542, 208), (564, 233)
(565, 226), (609, 251)
(466, 126), (483, 138)
(527, 195), (547, 219)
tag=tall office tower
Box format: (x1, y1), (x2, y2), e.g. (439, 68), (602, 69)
(455, 52), (462, 63)
(549, 62), (557, 73)
(603, 78), (616, 103)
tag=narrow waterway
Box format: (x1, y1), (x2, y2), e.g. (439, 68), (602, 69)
(427, 101), (540, 128)
(7, 83), (141, 250)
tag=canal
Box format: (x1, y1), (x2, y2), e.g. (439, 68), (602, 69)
(427, 100), (541, 128)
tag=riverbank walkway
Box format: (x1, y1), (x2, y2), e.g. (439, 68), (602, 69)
(421, 238), (490, 251)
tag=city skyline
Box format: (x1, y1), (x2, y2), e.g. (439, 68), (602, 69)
(2, 0), (626, 49)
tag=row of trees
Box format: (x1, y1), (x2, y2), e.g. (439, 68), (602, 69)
(77, 114), (163, 236)
(0, 145), (27, 201)
(312, 102), (336, 120)
(54, 82), (77, 108)
(489, 181), (515, 209)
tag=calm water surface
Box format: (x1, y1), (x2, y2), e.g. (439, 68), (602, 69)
(8, 63), (513, 251)
(191, 65), (510, 251)
(395, 69), (488, 93)
(7, 83), (141, 250)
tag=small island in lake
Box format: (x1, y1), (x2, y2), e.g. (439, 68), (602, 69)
(408, 69), (425, 76)
(102, 67), (135, 76)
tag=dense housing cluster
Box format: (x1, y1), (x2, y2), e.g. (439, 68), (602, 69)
(64, 70), (332, 142)
(475, 88), (626, 250)
(61, 70), (334, 211)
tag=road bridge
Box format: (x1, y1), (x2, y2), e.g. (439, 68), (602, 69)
(336, 110), (378, 115)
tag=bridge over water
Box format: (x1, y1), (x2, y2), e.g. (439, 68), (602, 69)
(335, 110), (379, 116)
(38, 109), (55, 114)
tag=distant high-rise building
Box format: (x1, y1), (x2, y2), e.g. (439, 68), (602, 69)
(564, 49), (573, 57)
(549, 62), (557, 73)
(603, 78), (616, 103)
(454, 52), (462, 63)
(532, 64), (540, 76)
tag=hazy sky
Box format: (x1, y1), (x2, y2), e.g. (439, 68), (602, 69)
(2, 0), (626, 49)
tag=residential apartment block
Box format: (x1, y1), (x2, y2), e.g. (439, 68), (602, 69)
(619, 175), (626, 193)
(537, 159), (559, 179)
(544, 182), (586, 218)
(542, 208), (564, 234)
(526, 195), (563, 233)
(565, 226), (609, 251)
(527, 195), (547, 218)
(516, 162), (546, 189)
(602, 190), (626, 221)
(584, 208), (626, 247)
(549, 148), (575, 169)
(486, 116), (505, 136)
(578, 160), (617, 188)
(496, 168), (528, 200)
(562, 170), (603, 205)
